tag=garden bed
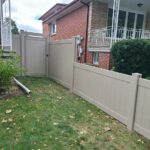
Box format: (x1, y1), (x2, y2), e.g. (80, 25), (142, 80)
(0, 82), (23, 99)
(0, 50), (23, 100)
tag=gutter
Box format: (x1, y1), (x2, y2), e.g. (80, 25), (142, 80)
(80, 0), (90, 63)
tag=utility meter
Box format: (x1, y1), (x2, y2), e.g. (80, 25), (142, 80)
(76, 35), (83, 45)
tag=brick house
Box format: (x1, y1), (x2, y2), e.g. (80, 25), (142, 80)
(40, 0), (150, 69)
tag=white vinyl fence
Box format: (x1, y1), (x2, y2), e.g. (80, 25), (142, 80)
(48, 37), (150, 140)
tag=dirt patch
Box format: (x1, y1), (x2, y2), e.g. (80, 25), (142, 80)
(0, 84), (24, 99)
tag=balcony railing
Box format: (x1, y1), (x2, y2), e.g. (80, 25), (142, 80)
(89, 27), (150, 48)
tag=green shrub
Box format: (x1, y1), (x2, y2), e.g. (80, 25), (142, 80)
(0, 50), (22, 92)
(111, 39), (150, 77)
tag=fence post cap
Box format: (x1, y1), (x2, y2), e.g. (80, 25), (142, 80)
(132, 73), (142, 78)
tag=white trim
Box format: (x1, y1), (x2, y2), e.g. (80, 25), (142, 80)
(93, 52), (99, 65)
(134, 13), (138, 29)
(111, 0), (120, 44)
(133, 13), (138, 38)
(50, 21), (57, 35)
(89, 47), (110, 52)
(143, 13), (146, 30)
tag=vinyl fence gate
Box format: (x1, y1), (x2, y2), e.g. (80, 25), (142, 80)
(12, 31), (48, 76)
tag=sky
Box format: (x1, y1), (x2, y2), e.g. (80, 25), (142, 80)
(11, 0), (72, 33)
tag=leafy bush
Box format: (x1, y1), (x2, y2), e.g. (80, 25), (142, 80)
(0, 50), (22, 92)
(111, 39), (150, 77)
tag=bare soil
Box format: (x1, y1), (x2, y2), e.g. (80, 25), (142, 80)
(0, 83), (23, 99)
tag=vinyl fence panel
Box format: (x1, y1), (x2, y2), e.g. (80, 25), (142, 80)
(134, 78), (150, 139)
(48, 39), (75, 89)
(12, 31), (47, 76)
(73, 63), (132, 125)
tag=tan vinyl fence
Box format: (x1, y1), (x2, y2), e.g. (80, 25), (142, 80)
(48, 37), (150, 140)
(48, 39), (76, 89)
(12, 31), (47, 76)
(135, 78), (150, 139)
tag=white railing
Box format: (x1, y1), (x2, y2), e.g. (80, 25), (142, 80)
(89, 27), (150, 47)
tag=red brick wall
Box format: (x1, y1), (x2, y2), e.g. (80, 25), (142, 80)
(87, 52), (111, 70)
(43, 23), (50, 37)
(99, 52), (111, 69)
(42, 6), (88, 63)
(90, 1), (108, 30)
(86, 1), (109, 69)
(86, 51), (93, 64)
(42, 3), (111, 70)
(86, 51), (111, 70)
(49, 6), (87, 43)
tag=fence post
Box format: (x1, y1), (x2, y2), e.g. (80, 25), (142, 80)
(70, 37), (77, 92)
(127, 73), (142, 130)
(20, 30), (26, 76)
(45, 38), (49, 77)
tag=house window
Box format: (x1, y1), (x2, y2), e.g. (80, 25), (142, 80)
(93, 52), (99, 65)
(51, 21), (57, 35)
(107, 8), (113, 28)
(107, 8), (145, 38)
(107, 8), (126, 28)
(107, 8), (145, 30)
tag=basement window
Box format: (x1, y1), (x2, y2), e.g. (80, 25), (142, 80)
(93, 52), (99, 65)
(51, 21), (57, 35)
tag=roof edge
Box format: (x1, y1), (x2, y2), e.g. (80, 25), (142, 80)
(39, 3), (67, 20)
(42, 0), (82, 23)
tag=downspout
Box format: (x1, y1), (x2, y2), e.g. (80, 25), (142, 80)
(13, 78), (31, 95)
(80, 0), (90, 63)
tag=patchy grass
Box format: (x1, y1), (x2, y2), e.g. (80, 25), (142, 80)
(0, 77), (150, 150)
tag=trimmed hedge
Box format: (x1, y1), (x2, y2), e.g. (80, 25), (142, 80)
(111, 39), (150, 77)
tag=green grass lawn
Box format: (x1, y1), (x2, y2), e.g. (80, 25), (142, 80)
(0, 77), (150, 150)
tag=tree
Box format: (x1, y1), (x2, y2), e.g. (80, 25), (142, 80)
(11, 19), (19, 34)
(5, 18), (19, 34)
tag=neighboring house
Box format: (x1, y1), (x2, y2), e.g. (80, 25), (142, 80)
(40, 0), (150, 69)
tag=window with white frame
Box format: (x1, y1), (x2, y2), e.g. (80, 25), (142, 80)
(51, 21), (57, 35)
(93, 52), (99, 65)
